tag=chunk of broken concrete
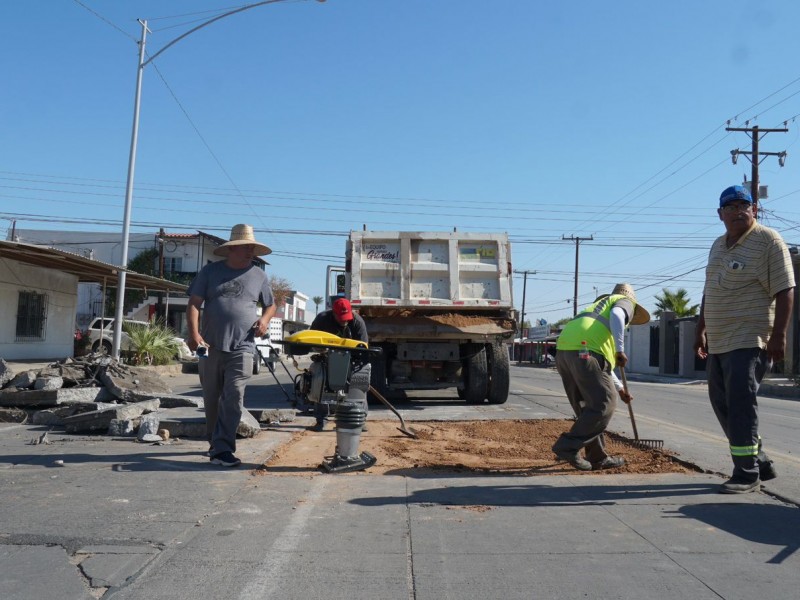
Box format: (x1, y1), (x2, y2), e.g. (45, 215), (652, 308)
(32, 404), (116, 426)
(0, 387), (114, 408)
(99, 367), (173, 402)
(137, 414), (160, 440)
(236, 409), (261, 438)
(108, 418), (138, 436)
(61, 399), (160, 434)
(0, 358), (15, 388)
(0, 407), (28, 423)
(250, 408), (296, 424)
(141, 393), (203, 409)
(8, 371), (37, 390)
(34, 376), (64, 391)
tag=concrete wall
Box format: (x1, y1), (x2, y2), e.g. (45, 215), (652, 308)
(0, 259), (77, 360)
(626, 322), (659, 375)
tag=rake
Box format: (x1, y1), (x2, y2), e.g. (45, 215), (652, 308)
(620, 367), (664, 450)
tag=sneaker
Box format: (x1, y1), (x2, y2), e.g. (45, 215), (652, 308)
(210, 451), (241, 467)
(759, 460), (777, 482)
(719, 476), (761, 494)
(592, 456), (625, 470)
(552, 447), (592, 471)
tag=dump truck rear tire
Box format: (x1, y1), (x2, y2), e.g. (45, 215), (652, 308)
(486, 342), (510, 404)
(463, 345), (488, 403)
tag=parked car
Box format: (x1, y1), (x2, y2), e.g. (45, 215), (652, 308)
(86, 318), (192, 360)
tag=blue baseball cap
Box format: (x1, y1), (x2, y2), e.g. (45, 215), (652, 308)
(719, 185), (752, 208)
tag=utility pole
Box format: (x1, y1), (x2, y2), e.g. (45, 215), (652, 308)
(563, 235), (593, 316)
(727, 124), (788, 215)
(513, 269), (536, 365)
(157, 228), (165, 321)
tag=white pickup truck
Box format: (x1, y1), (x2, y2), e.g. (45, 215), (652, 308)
(87, 318), (192, 360)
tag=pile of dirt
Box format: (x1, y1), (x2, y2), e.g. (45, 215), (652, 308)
(262, 419), (696, 476)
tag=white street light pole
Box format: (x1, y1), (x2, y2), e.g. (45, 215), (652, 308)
(112, 0), (325, 358)
(112, 18), (149, 358)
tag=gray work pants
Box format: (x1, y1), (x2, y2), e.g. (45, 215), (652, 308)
(707, 347), (770, 481)
(198, 348), (253, 456)
(553, 349), (617, 463)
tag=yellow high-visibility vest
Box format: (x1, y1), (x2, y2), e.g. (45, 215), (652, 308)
(556, 294), (628, 366)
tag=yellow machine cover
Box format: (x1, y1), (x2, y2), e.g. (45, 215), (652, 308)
(284, 330), (368, 350)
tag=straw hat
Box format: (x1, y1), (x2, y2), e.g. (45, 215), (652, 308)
(213, 224), (272, 257)
(612, 283), (651, 325)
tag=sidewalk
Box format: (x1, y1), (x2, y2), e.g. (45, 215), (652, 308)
(624, 370), (800, 400)
(2, 364), (800, 598)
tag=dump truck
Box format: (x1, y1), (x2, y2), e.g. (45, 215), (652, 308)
(326, 231), (517, 404)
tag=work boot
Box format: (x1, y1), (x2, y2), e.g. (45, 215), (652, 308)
(592, 456), (625, 470)
(552, 447), (592, 471)
(759, 459), (777, 482)
(719, 476), (761, 494)
(310, 421), (327, 432)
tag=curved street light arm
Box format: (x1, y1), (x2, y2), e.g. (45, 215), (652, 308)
(143, 0), (323, 67)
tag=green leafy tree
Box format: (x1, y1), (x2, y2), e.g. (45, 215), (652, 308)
(653, 287), (699, 318)
(553, 316), (572, 330)
(312, 295), (323, 314)
(105, 248), (160, 316)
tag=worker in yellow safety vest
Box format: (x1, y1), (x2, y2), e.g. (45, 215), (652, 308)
(551, 283), (651, 471)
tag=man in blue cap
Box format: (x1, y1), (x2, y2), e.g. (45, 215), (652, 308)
(694, 185), (795, 493)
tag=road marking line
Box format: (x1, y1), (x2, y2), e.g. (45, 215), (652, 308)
(238, 477), (330, 600)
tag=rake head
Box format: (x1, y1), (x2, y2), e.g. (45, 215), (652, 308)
(631, 438), (664, 451)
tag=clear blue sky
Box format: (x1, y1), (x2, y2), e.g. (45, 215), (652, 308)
(3, 1), (800, 323)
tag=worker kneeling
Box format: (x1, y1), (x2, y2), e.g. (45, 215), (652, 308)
(287, 330), (376, 473)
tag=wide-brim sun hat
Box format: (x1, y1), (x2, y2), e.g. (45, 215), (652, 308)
(612, 283), (651, 325)
(213, 224), (272, 257)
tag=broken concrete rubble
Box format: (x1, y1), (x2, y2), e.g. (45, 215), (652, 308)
(34, 376), (64, 391)
(61, 399), (161, 434)
(0, 387), (115, 408)
(0, 406), (28, 423)
(0, 354), (277, 443)
(9, 370), (37, 389)
(0, 358), (14, 387)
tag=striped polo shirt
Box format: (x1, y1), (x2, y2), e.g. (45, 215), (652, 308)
(703, 222), (795, 354)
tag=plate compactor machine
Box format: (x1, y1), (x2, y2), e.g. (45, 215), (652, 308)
(283, 330), (379, 473)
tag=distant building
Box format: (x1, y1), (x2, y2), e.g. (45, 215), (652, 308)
(8, 229), (310, 340)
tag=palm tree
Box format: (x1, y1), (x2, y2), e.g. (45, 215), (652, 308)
(312, 296), (323, 315)
(653, 288), (699, 318)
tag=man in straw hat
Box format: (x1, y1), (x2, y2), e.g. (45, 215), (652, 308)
(551, 283), (650, 471)
(187, 224), (276, 467)
(694, 185), (795, 494)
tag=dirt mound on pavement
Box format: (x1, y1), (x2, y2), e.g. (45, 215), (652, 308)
(262, 419), (695, 476)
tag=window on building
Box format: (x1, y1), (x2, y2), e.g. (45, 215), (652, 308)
(16, 290), (48, 341)
(165, 257), (183, 273)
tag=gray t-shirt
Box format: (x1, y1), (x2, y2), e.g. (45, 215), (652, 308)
(188, 261), (274, 352)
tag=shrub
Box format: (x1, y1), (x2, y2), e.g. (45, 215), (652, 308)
(123, 320), (181, 366)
